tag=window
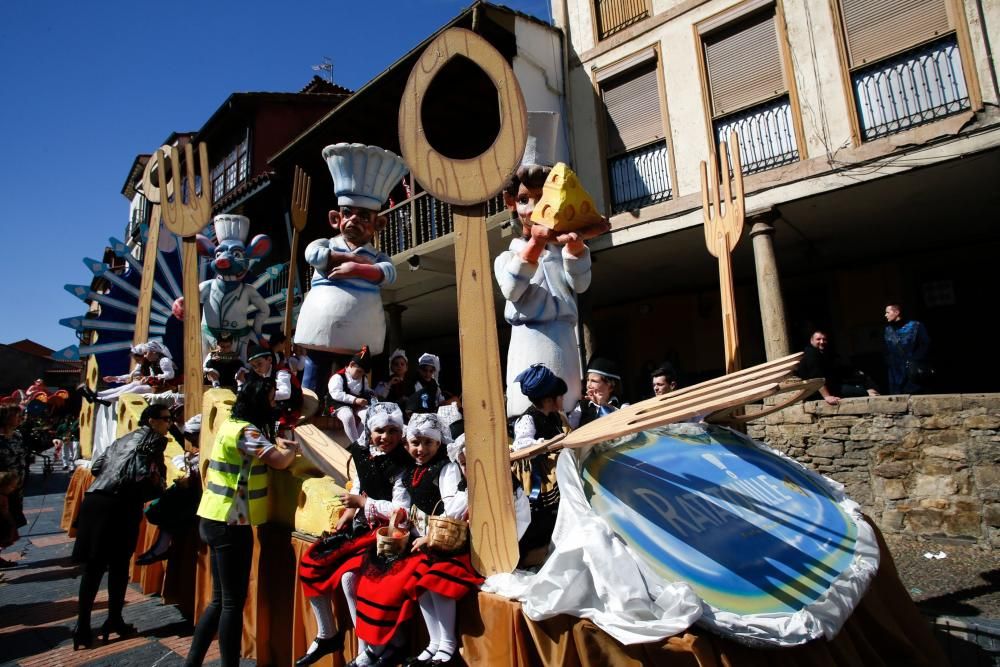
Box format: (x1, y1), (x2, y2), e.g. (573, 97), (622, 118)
(210, 134), (250, 201)
(599, 49), (672, 214)
(838, 0), (971, 140)
(594, 0), (649, 41)
(700, 3), (800, 174)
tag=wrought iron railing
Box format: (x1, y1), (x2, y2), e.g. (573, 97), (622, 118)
(853, 34), (970, 141)
(377, 191), (505, 258)
(595, 0), (649, 40)
(607, 140), (672, 214)
(714, 96), (799, 175)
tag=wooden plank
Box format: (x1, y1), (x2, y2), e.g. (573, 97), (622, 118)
(284, 167), (310, 336)
(198, 388), (236, 482)
(294, 423), (352, 485)
(453, 205), (519, 575)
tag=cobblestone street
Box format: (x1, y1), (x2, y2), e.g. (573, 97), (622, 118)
(0, 456), (253, 667)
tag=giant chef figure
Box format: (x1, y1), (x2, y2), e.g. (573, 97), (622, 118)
(495, 113), (609, 417)
(294, 143), (408, 392)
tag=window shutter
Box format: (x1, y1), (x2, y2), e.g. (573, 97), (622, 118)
(704, 8), (785, 117)
(840, 0), (951, 68)
(603, 61), (663, 156)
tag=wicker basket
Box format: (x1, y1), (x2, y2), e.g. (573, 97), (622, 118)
(376, 510), (409, 557)
(425, 500), (468, 553)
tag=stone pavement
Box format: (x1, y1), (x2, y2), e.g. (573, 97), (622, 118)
(0, 453), (253, 667)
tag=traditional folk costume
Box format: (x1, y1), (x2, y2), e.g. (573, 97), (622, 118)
(495, 112), (591, 417)
(351, 414), (483, 666)
(297, 402), (411, 667)
(373, 349), (414, 408)
(569, 357), (628, 428)
(98, 341), (177, 400)
(203, 338), (245, 390)
(510, 365), (569, 564)
(328, 347), (376, 443)
(294, 144), (407, 392)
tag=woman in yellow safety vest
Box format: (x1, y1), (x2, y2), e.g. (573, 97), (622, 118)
(185, 374), (299, 667)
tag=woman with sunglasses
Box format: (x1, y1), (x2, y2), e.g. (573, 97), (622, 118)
(71, 404), (171, 649)
(185, 375), (299, 667)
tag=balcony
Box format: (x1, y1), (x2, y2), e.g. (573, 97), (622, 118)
(853, 35), (970, 141)
(714, 96), (799, 175)
(607, 140), (672, 214)
(377, 191), (506, 258)
(595, 0), (649, 41)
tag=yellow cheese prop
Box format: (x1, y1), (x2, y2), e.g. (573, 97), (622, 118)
(530, 162), (602, 232)
(295, 476), (348, 536)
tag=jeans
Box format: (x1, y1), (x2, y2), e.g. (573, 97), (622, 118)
(185, 518), (254, 667)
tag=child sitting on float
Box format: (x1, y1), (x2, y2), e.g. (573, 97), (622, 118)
(569, 357), (628, 428)
(92, 341), (177, 402)
(412, 353), (446, 406)
(296, 401), (412, 667)
(510, 364), (570, 566)
(373, 349), (414, 408)
(328, 346), (376, 443)
(203, 332), (245, 390)
(350, 413), (482, 667)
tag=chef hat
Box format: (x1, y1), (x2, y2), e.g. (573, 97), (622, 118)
(322, 143), (408, 210)
(213, 214), (250, 245)
(521, 111), (559, 168)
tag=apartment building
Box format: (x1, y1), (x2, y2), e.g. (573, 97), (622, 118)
(553, 0), (999, 394)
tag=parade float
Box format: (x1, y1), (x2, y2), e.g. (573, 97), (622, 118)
(57, 26), (946, 667)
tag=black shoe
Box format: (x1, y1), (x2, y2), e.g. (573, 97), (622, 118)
(403, 654), (435, 667)
(295, 633), (345, 666)
(429, 651), (455, 666)
(136, 547), (171, 566)
(99, 618), (137, 643)
(72, 625), (92, 650)
(347, 647), (379, 667)
(76, 384), (95, 403)
(371, 645), (404, 667)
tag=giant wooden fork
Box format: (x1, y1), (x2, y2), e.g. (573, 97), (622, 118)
(156, 143), (212, 415)
(701, 131), (745, 375)
(284, 167), (311, 336)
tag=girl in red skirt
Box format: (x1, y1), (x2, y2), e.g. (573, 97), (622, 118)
(296, 401), (412, 666)
(352, 413), (483, 667)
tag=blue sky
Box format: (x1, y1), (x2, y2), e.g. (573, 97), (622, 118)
(0, 0), (551, 352)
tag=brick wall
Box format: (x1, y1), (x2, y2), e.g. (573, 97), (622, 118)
(747, 394), (1000, 549)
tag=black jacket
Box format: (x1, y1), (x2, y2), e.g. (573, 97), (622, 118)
(88, 426), (167, 502)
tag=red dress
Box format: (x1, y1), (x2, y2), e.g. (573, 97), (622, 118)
(353, 457), (483, 646)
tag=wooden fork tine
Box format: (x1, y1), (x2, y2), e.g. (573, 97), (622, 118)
(710, 150), (721, 226)
(198, 144), (210, 203)
(292, 168), (302, 208)
(700, 161), (711, 226)
(720, 140), (733, 214)
(304, 171), (311, 208)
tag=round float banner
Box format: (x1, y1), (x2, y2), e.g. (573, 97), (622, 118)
(582, 425), (859, 617)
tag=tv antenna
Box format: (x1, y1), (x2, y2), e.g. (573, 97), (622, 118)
(311, 56), (333, 83)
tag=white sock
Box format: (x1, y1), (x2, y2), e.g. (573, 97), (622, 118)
(341, 571), (366, 656)
(431, 593), (457, 661)
(417, 593), (440, 660)
(308, 595), (337, 639)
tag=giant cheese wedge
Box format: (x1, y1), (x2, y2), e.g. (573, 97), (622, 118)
(530, 162), (603, 232)
(295, 476), (348, 536)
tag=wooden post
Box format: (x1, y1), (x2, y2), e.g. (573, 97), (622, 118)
(398, 27), (527, 575)
(701, 132), (746, 374)
(156, 143), (213, 417)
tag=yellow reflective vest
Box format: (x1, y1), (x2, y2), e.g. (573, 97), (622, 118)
(197, 418), (269, 526)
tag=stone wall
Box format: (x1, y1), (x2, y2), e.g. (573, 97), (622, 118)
(747, 394), (1000, 549)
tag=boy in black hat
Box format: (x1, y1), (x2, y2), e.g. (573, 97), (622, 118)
(328, 346), (375, 442)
